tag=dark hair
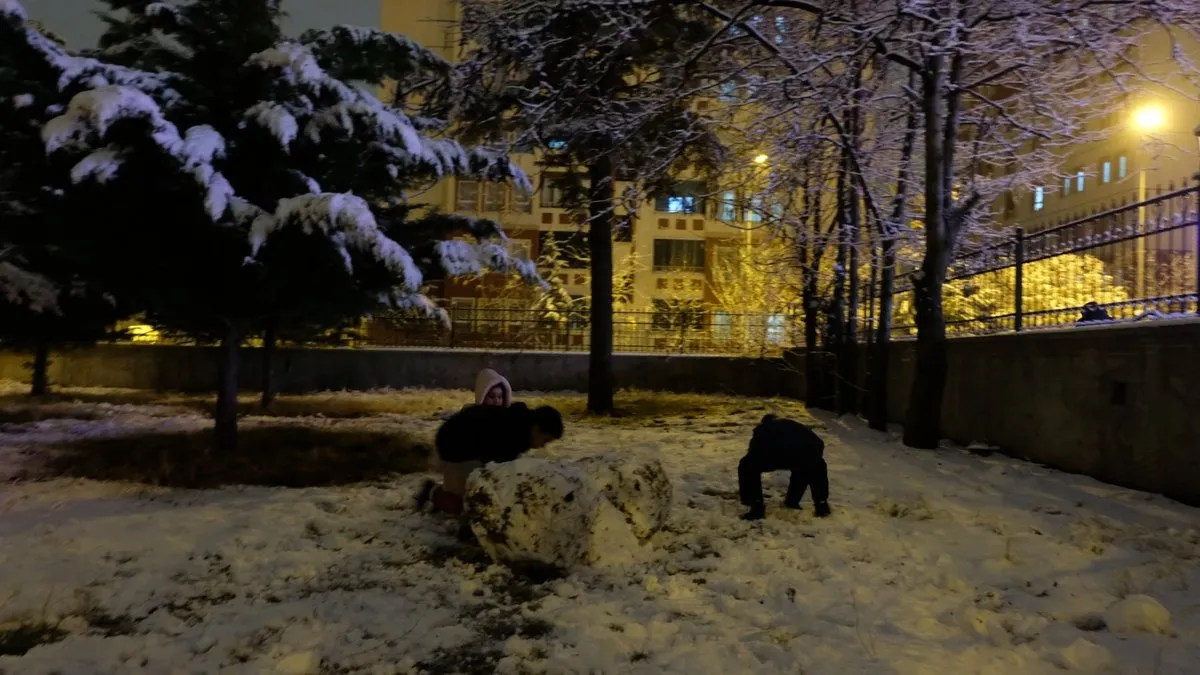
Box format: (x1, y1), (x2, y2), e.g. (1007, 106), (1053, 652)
(761, 413), (778, 425)
(532, 405), (564, 438)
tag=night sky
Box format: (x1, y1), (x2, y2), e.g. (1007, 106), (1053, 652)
(20, 0), (383, 47)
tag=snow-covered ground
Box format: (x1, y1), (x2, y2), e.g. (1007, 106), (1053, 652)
(1, 383), (1198, 674)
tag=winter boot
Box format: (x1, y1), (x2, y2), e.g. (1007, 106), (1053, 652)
(784, 499), (802, 510)
(813, 502), (832, 518)
(414, 479), (436, 512)
(741, 503), (766, 521)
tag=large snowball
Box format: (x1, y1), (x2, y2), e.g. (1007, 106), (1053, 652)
(464, 458), (645, 573)
(1054, 639), (1115, 671)
(574, 453), (672, 540)
(1104, 594), (1172, 635)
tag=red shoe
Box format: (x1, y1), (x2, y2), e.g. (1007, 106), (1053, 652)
(431, 487), (465, 516)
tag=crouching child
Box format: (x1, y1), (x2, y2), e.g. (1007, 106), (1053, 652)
(417, 402), (564, 516)
(738, 414), (831, 520)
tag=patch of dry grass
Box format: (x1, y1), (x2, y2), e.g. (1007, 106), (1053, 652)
(29, 426), (429, 489)
(1, 384), (812, 426)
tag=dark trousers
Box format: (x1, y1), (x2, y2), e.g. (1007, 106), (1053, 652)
(738, 455), (829, 507)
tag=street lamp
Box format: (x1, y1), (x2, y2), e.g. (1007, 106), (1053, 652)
(754, 153), (769, 165)
(1193, 124), (1200, 182)
(1132, 104), (1166, 132)
(1132, 104), (1165, 299)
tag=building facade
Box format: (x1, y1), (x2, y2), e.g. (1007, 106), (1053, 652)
(999, 35), (1200, 232)
(380, 0), (791, 352)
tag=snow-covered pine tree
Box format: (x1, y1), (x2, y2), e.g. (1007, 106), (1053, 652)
(2, 0), (537, 450)
(0, 5), (133, 395)
(457, 0), (727, 414)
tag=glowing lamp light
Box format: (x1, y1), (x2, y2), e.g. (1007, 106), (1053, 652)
(753, 154), (769, 165)
(1132, 104), (1165, 132)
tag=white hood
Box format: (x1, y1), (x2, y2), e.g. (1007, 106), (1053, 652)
(474, 368), (513, 406)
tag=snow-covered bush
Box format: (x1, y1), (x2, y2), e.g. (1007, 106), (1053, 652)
(464, 458), (650, 574)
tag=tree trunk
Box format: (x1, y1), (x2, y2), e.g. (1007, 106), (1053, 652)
(903, 269), (947, 448)
(868, 75), (918, 431)
(29, 338), (50, 397)
(260, 318), (277, 409)
(802, 279), (822, 407)
(867, 238), (896, 430)
(827, 163), (848, 413)
(214, 323), (242, 453)
(903, 51), (952, 450)
(839, 184), (861, 415)
(586, 157), (615, 414)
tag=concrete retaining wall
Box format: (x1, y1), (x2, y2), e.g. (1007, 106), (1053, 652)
(878, 320), (1200, 505)
(0, 345), (801, 399)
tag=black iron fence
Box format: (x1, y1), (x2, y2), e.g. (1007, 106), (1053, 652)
(365, 306), (803, 356)
(889, 184), (1200, 337)
(110, 187), (1200, 355)
(113, 308), (805, 356)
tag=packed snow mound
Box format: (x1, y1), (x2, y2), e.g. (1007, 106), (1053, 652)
(1104, 594), (1172, 635)
(575, 453), (672, 540)
(464, 458), (644, 573)
(1054, 638), (1116, 671)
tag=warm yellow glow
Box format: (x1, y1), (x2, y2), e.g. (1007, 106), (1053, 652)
(1132, 104), (1166, 132)
(754, 154), (769, 165)
(126, 324), (160, 344)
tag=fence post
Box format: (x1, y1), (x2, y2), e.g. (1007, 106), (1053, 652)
(1195, 181), (1200, 315)
(1013, 227), (1025, 332)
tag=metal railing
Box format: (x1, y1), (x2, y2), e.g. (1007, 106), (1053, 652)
(889, 184), (1200, 337)
(364, 307), (803, 356)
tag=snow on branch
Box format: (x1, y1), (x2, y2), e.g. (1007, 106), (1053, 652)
(243, 42), (526, 186)
(0, 260), (58, 313)
(41, 85), (233, 220)
(299, 24), (452, 87)
(249, 193), (424, 291)
(435, 239), (542, 284)
(0, 0), (181, 105)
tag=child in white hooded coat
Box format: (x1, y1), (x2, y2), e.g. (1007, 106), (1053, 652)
(471, 368), (513, 409)
(418, 368), (515, 516)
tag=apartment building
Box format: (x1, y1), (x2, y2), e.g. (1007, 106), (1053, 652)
(1000, 33), (1200, 232)
(381, 0), (771, 338)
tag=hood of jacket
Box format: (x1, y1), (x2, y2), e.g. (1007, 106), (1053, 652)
(474, 368), (513, 406)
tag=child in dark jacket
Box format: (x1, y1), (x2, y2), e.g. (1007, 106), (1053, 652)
(738, 414), (831, 520)
(417, 402), (564, 516)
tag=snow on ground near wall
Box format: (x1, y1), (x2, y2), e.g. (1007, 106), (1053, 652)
(1, 385), (1199, 674)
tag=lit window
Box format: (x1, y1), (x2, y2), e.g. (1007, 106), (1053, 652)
(766, 314), (786, 343)
(718, 191), (737, 221)
(1118, 155), (1128, 178)
(1033, 186), (1044, 212)
(547, 139), (567, 150)
(773, 16), (786, 44)
(1076, 170), (1085, 193)
(1101, 160), (1112, 184)
(718, 81), (737, 102)
(715, 311), (733, 339)
(666, 196), (696, 213)
(746, 195), (763, 222)
(654, 181), (705, 213)
(1062, 176), (1071, 197)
